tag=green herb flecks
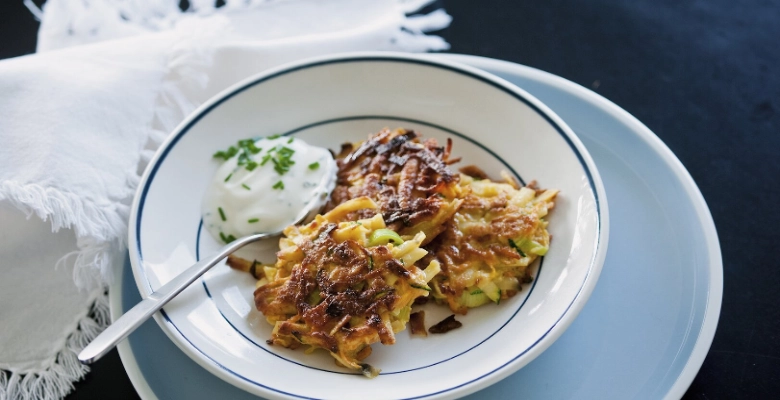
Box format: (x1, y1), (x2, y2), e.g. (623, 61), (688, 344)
(508, 238), (527, 257)
(410, 283), (432, 292)
(267, 134), (281, 139)
(248, 218), (259, 223)
(238, 139), (262, 154)
(273, 180), (285, 190)
(213, 137), (298, 177)
(271, 146), (296, 175)
(218, 207), (226, 221)
(219, 232), (236, 244)
(242, 184), (251, 190)
(308, 161), (320, 170)
(260, 153), (273, 166)
(213, 138), (264, 172)
(213, 146), (238, 160)
(256, 145), (296, 176)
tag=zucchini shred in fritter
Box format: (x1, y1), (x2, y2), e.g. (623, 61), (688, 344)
(327, 127), (464, 246)
(426, 175), (558, 313)
(252, 197), (439, 377)
(232, 128), (557, 376)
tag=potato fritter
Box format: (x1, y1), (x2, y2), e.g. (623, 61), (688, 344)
(326, 128), (463, 245)
(426, 174), (558, 313)
(254, 197), (439, 376)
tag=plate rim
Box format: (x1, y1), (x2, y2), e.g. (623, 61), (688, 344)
(126, 52), (608, 400)
(441, 54), (723, 399)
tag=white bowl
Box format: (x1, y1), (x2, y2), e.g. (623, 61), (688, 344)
(129, 52), (609, 400)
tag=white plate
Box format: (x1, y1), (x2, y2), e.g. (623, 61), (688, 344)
(127, 53), (607, 400)
(114, 54), (721, 400)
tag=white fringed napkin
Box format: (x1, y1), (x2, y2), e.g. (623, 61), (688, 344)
(0, 1), (450, 398)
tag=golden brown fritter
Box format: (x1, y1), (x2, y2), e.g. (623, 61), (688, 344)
(426, 175), (558, 314)
(254, 197), (439, 376)
(326, 128), (463, 245)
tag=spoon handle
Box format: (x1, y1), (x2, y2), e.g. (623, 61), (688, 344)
(78, 233), (271, 364)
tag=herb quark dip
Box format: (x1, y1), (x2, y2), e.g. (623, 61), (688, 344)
(202, 135), (332, 244)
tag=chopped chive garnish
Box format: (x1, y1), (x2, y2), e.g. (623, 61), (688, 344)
(224, 173), (233, 182)
(267, 134), (281, 139)
(508, 238), (526, 257)
(213, 146), (238, 160)
(213, 137), (297, 175)
(242, 184), (251, 190)
(260, 153), (272, 166)
(272, 180), (284, 190)
(248, 218), (259, 223)
(218, 207), (226, 221)
(213, 138), (265, 172)
(278, 146), (295, 156)
(308, 161), (320, 170)
(219, 232), (236, 244)
(238, 139), (262, 154)
(238, 139), (261, 153)
(272, 147), (296, 175)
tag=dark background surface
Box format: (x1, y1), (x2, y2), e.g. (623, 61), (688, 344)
(1, 0), (778, 399)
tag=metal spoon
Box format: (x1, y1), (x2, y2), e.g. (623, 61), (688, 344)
(78, 157), (337, 364)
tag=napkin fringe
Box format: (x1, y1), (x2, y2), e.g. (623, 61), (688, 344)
(37, 0), (452, 54)
(0, 182), (127, 243)
(396, 8), (452, 52)
(0, 181), (127, 290)
(0, 292), (109, 400)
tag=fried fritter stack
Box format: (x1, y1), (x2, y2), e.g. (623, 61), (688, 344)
(244, 128), (557, 375)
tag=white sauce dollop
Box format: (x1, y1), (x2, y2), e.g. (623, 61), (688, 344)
(202, 136), (333, 243)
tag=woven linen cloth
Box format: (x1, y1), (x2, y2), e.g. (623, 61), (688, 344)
(0, 1), (450, 398)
